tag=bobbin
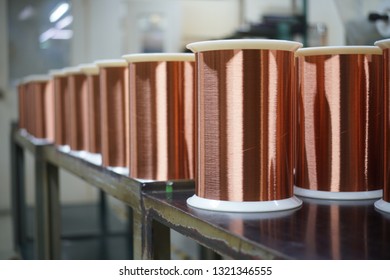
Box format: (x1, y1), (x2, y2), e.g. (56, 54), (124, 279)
(78, 63), (102, 165)
(50, 69), (70, 151)
(187, 39), (303, 212)
(17, 79), (27, 132)
(375, 39), (390, 213)
(22, 74), (54, 144)
(95, 59), (129, 175)
(295, 46), (383, 200)
(63, 66), (89, 155)
(122, 53), (196, 181)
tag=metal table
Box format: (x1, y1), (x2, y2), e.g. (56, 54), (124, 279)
(10, 123), (390, 259)
(11, 123), (146, 259)
(142, 187), (390, 259)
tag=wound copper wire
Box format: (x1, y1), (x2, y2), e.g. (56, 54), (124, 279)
(24, 76), (54, 141)
(66, 69), (89, 151)
(44, 78), (55, 141)
(52, 71), (70, 146)
(377, 41), (390, 203)
(188, 41), (301, 202)
(88, 74), (101, 153)
(17, 82), (27, 130)
(295, 47), (383, 193)
(124, 54), (196, 181)
(80, 65), (101, 154)
(25, 80), (35, 135)
(98, 62), (129, 168)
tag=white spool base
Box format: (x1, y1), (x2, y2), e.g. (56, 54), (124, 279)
(81, 152), (102, 166)
(107, 166), (129, 176)
(375, 199), (390, 214)
(186, 195), (302, 213)
(294, 186), (382, 200)
(19, 130), (53, 145)
(57, 145), (71, 153)
(26, 135), (52, 145)
(69, 150), (88, 158)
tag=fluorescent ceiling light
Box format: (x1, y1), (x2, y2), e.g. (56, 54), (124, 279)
(49, 2), (69, 23)
(56, 15), (73, 29)
(39, 28), (73, 43)
(39, 28), (55, 43)
(51, 30), (73, 40)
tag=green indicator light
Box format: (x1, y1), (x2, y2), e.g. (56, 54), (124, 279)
(166, 181), (173, 193)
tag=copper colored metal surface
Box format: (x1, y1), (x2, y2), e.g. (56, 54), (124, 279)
(68, 73), (89, 151)
(295, 52), (383, 193)
(17, 83), (27, 130)
(195, 49), (296, 202)
(100, 66), (129, 167)
(382, 47), (390, 202)
(53, 76), (70, 146)
(25, 81), (35, 135)
(24, 80), (53, 139)
(128, 60), (196, 181)
(44, 79), (55, 141)
(86, 74), (101, 153)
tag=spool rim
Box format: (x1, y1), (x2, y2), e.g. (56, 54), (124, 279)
(49, 69), (66, 77)
(186, 195), (302, 213)
(123, 53), (195, 63)
(94, 59), (127, 67)
(79, 63), (99, 75)
(294, 186), (383, 200)
(187, 39), (302, 53)
(375, 38), (390, 49)
(106, 166), (129, 176)
(23, 74), (51, 83)
(295, 46), (382, 57)
(62, 66), (82, 75)
(374, 199), (390, 214)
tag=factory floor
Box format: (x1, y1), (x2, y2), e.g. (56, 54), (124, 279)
(0, 204), (132, 260)
(0, 211), (17, 260)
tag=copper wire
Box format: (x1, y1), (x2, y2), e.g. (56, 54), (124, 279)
(99, 66), (129, 167)
(86, 74), (101, 153)
(382, 47), (390, 202)
(44, 79), (55, 141)
(53, 75), (70, 146)
(295, 51), (383, 193)
(25, 81), (35, 135)
(68, 72), (89, 151)
(195, 49), (296, 202)
(128, 59), (196, 180)
(17, 83), (27, 130)
(23, 79), (54, 140)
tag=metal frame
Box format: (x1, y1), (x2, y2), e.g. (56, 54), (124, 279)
(11, 123), (390, 260)
(10, 123), (144, 259)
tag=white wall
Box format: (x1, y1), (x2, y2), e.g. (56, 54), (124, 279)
(0, 0), (11, 211)
(180, 0), (240, 47)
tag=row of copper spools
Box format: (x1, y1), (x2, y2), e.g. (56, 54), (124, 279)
(17, 38), (390, 213)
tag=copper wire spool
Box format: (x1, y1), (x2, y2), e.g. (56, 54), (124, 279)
(64, 67), (89, 151)
(95, 59), (129, 170)
(17, 81), (27, 130)
(123, 53), (196, 181)
(375, 39), (390, 213)
(79, 64), (101, 154)
(295, 46), (383, 200)
(186, 39), (302, 212)
(23, 75), (54, 140)
(24, 79), (35, 135)
(51, 69), (70, 146)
